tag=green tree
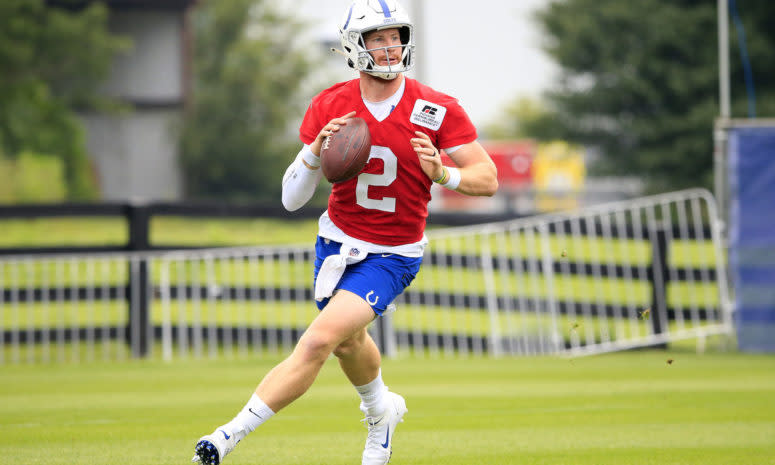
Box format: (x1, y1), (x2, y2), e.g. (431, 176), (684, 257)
(500, 0), (775, 192)
(486, 97), (560, 140)
(180, 0), (316, 201)
(0, 0), (127, 200)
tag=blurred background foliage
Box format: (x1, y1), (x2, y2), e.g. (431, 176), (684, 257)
(1, 0), (774, 202)
(489, 0), (775, 193)
(0, 0), (129, 201)
(178, 0), (317, 202)
(0, 152), (67, 203)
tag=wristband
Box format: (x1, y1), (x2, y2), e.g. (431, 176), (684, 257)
(300, 145), (321, 169)
(432, 167), (448, 184)
(440, 166), (461, 190)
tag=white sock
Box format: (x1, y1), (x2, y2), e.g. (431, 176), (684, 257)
(220, 393), (275, 443)
(355, 370), (389, 416)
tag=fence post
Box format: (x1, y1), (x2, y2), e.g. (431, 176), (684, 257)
(127, 203), (151, 358)
(372, 314), (396, 357)
(648, 228), (670, 348)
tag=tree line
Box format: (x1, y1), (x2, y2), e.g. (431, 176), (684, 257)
(2, 0), (773, 202)
(491, 0), (775, 192)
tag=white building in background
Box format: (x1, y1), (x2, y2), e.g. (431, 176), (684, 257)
(50, 0), (196, 201)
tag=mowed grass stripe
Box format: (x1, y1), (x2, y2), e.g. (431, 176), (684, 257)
(0, 216), (721, 265)
(0, 218), (320, 248)
(0, 352), (773, 465)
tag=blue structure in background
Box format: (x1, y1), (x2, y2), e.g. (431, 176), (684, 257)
(728, 126), (775, 352)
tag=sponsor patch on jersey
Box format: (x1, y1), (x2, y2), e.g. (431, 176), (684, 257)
(410, 99), (447, 131)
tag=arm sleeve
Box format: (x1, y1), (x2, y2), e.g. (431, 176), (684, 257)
(281, 145), (324, 211)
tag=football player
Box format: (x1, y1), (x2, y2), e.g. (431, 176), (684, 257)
(192, 1), (497, 464)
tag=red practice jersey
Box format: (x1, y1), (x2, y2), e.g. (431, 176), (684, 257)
(299, 78), (477, 246)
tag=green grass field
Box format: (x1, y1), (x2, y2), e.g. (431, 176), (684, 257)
(0, 211), (761, 463)
(0, 217), (321, 248)
(2, 350), (774, 465)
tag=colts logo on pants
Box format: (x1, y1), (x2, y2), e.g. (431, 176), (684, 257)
(365, 291), (379, 306)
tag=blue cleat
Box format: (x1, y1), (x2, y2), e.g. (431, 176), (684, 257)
(191, 429), (237, 465)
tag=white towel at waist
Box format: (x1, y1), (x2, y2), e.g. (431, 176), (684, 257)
(314, 242), (368, 301)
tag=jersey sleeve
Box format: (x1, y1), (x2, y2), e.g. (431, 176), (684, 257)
(436, 98), (478, 150)
(299, 100), (323, 146)
(299, 81), (355, 145)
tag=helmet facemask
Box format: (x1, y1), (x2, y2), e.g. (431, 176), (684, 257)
(339, 0), (415, 80)
(349, 26), (414, 80)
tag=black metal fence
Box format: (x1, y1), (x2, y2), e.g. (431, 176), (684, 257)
(0, 201), (524, 358)
(0, 194), (728, 360)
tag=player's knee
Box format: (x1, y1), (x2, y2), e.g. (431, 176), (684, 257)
(333, 336), (361, 359)
(296, 331), (337, 364)
(333, 328), (369, 359)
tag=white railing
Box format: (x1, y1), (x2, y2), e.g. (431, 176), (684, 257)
(0, 189), (733, 363)
(410, 188), (732, 357)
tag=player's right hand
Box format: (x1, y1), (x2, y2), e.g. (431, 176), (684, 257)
(310, 111), (357, 156)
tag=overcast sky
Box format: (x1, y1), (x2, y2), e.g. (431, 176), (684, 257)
(294, 0), (558, 130)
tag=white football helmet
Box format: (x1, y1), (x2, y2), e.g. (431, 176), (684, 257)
(338, 0), (415, 80)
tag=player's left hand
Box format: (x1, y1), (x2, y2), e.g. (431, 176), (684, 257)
(411, 131), (443, 181)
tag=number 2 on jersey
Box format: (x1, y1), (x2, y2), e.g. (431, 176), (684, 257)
(355, 146), (397, 212)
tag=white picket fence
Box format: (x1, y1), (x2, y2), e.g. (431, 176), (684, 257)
(0, 189), (733, 363)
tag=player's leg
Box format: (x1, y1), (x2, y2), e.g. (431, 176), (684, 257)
(334, 326), (407, 465)
(192, 290), (376, 465)
(334, 325), (381, 387)
(313, 246), (408, 465)
(329, 253), (420, 465)
(255, 290), (376, 410)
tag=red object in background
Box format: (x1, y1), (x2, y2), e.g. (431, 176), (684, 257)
(439, 140), (535, 187)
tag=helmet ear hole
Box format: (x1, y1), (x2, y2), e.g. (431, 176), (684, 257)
(399, 26), (411, 45)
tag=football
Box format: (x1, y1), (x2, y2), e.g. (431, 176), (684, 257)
(320, 117), (371, 183)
